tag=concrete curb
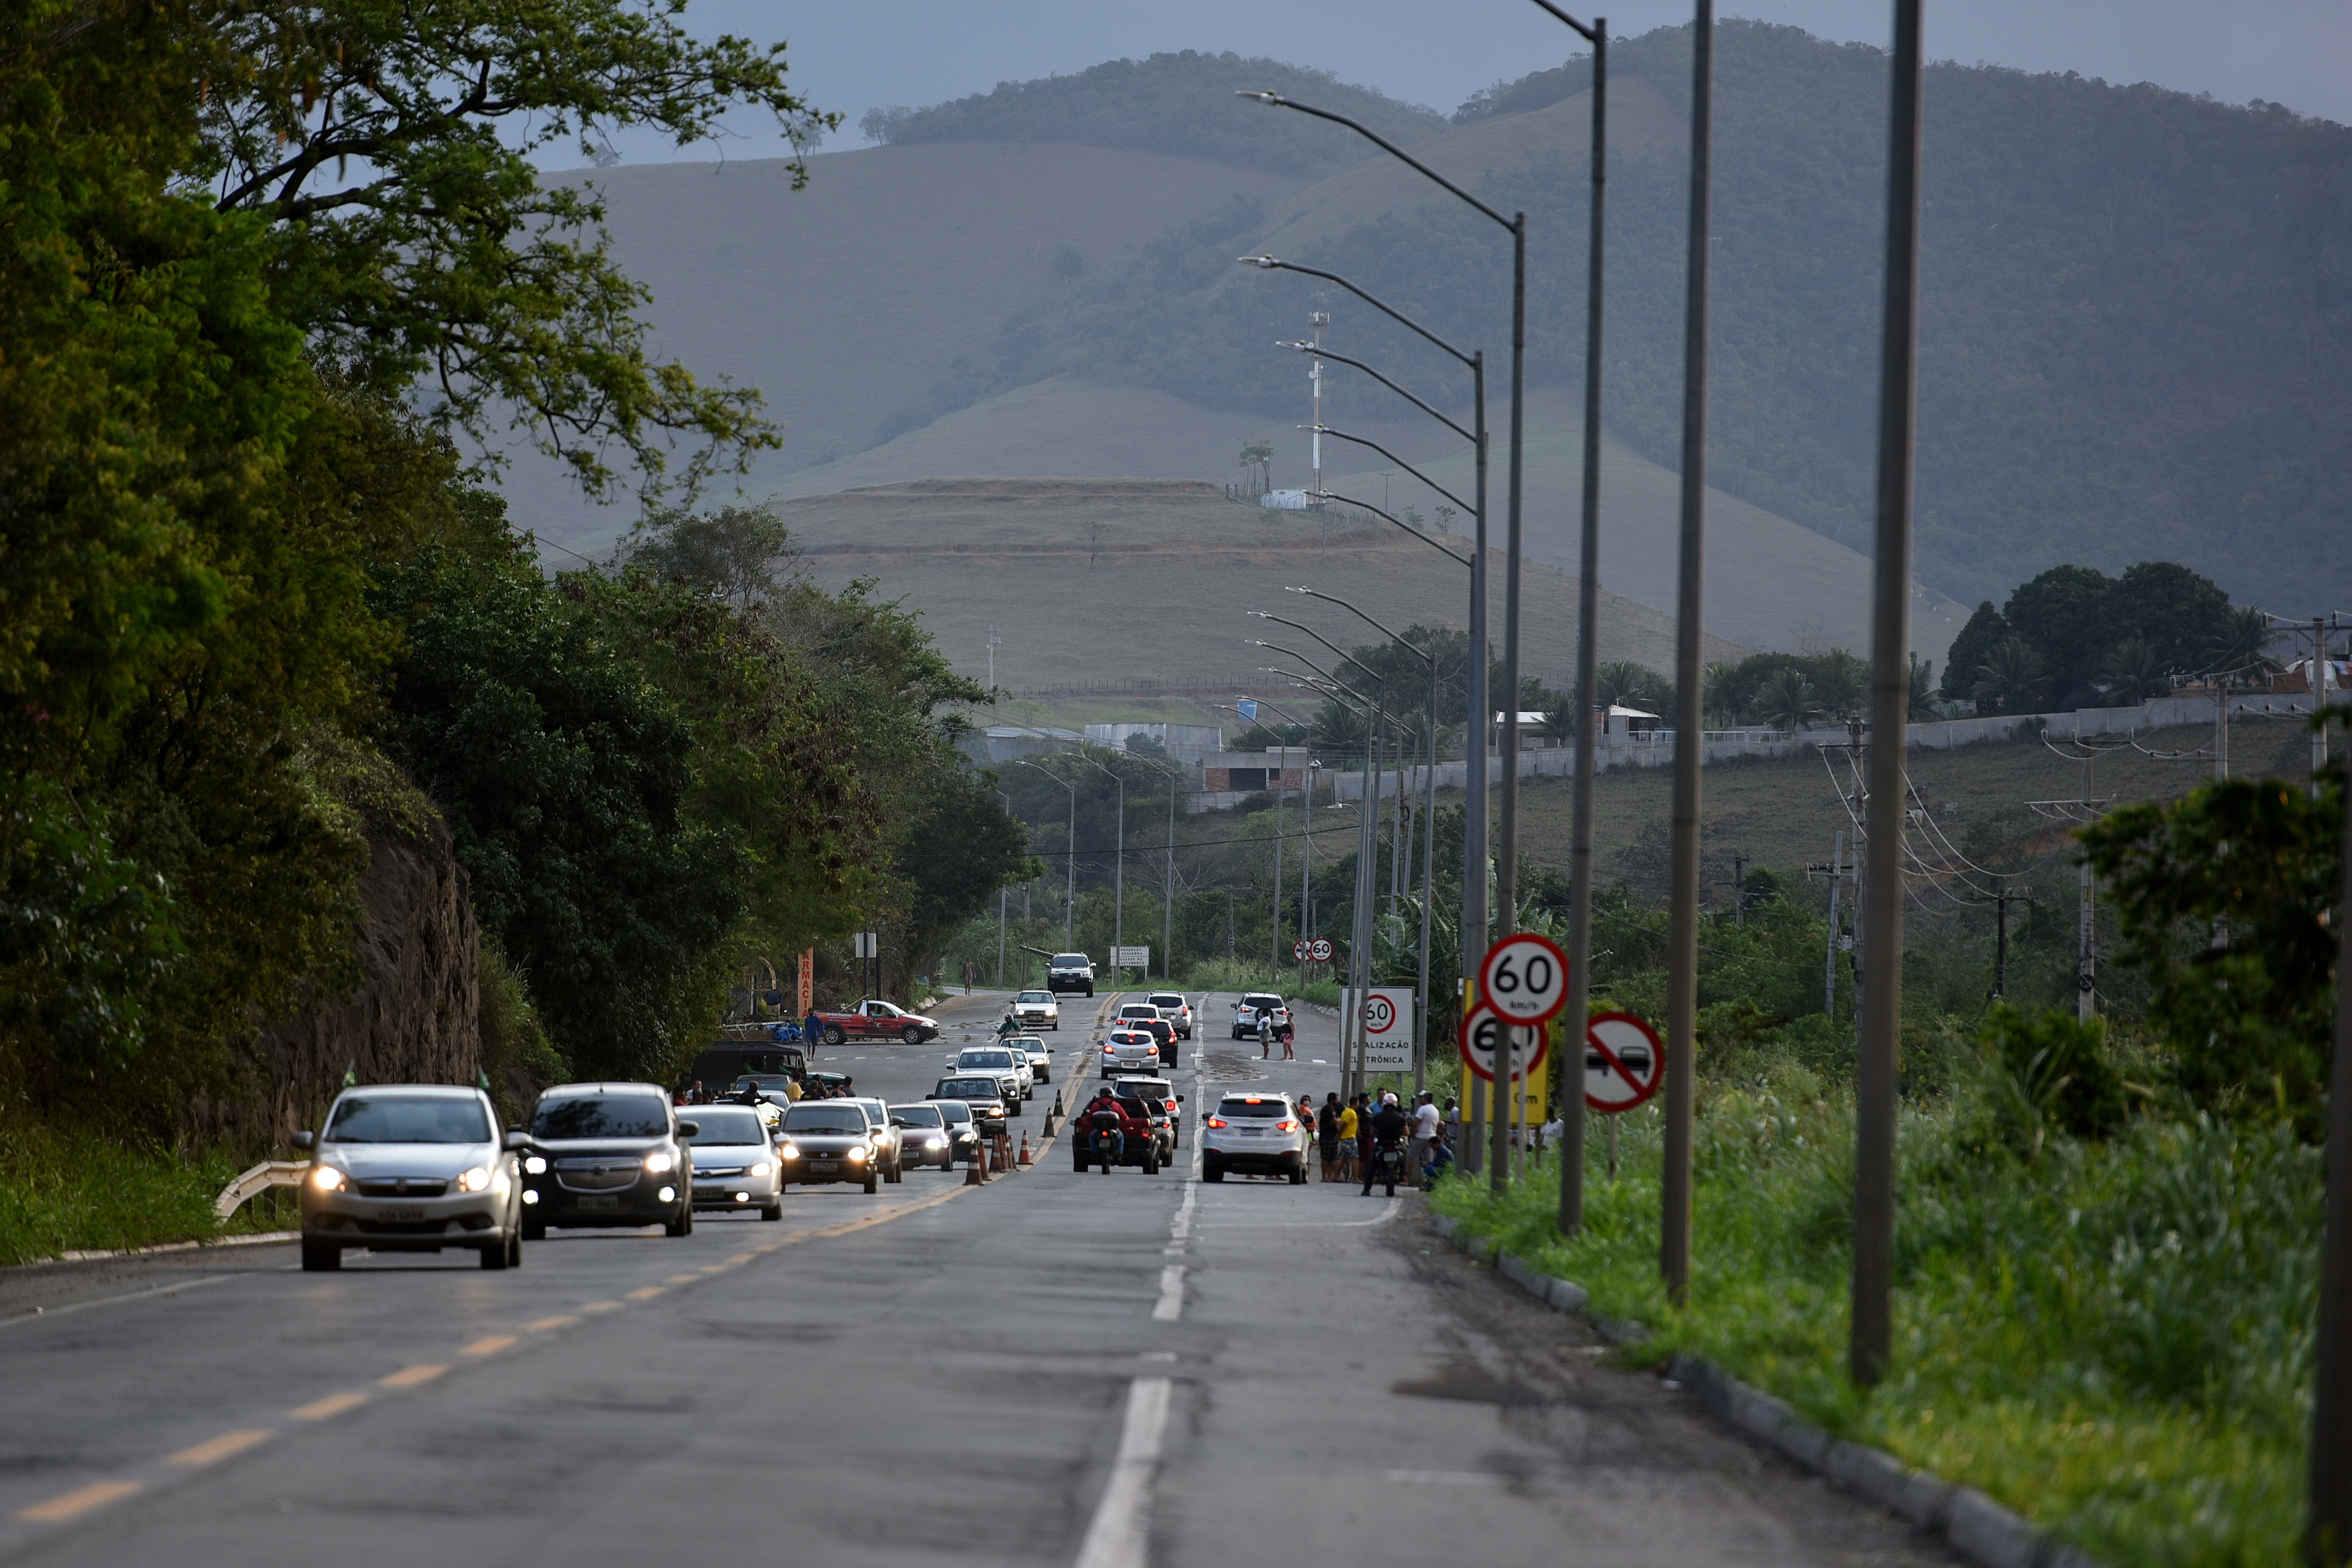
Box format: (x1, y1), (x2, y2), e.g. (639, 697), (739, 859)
(13, 1230), (300, 1269)
(1426, 1213), (2100, 1568)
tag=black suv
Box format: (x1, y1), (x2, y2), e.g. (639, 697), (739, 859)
(518, 1084), (697, 1239)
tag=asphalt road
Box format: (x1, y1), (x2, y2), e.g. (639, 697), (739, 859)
(0, 989), (1956, 1567)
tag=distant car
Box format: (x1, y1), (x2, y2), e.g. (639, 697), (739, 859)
(1146, 991), (1194, 1039)
(929, 1077), (1012, 1139)
(1047, 952), (1096, 997)
(517, 1084), (698, 1238)
(1120, 1076), (1186, 1145)
(1099, 1028), (1160, 1077)
(808, 999), (941, 1046)
(1131, 1017), (1178, 1067)
(889, 1103), (956, 1170)
(1232, 992), (1291, 1040)
(722, 1078), (795, 1131)
(948, 1045), (1031, 1106)
(933, 1098), (981, 1163)
(1011, 990), (1061, 1031)
(1004, 1035), (1053, 1083)
(1202, 1092), (1311, 1183)
(846, 1097), (905, 1182)
(775, 1101), (884, 1194)
(295, 1084), (528, 1272)
(1116, 1002), (1162, 1027)
(683, 1104), (784, 1220)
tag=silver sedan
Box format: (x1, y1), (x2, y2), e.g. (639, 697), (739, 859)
(684, 1105), (785, 1219)
(295, 1085), (526, 1271)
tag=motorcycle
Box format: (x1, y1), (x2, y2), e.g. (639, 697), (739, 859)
(1371, 1137), (1406, 1197)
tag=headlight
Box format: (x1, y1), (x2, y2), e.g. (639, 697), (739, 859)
(456, 1165), (493, 1192)
(924, 1136), (945, 1148)
(643, 1150), (676, 1174)
(780, 1142), (801, 1159)
(846, 1145), (868, 1162)
(309, 1165), (346, 1192)
(523, 1155), (547, 1174)
(749, 1161), (774, 1177)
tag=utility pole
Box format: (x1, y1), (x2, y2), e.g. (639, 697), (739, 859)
(2307, 705), (2352, 1565)
(1730, 851), (1748, 926)
(1660, 0), (1715, 1309)
(986, 621), (1001, 692)
(1817, 831), (1844, 1016)
(1309, 309), (1330, 509)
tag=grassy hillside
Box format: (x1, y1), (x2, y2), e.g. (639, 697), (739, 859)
(773, 477), (1748, 697)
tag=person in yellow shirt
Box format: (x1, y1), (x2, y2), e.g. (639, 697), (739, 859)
(1335, 1098), (1360, 1183)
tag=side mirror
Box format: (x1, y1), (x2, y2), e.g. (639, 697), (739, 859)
(890, 1117), (907, 1128)
(290, 1130), (315, 1151)
(676, 1120), (700, 1139)
(502, 1130), (531, 1152)
(1176, 1094), (1186, 1103)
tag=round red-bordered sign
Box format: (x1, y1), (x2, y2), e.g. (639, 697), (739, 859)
(1479, 932), (1570, 1024)
(1457, 1003), (1548, 1083)
(1584, 1011), (1663, 1112)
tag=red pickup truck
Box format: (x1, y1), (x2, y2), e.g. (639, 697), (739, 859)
(807, 999), (941, 1046)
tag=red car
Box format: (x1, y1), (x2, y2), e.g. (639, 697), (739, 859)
(1072, 1094), (1171, 1173)
(807, 999), (940, 1045)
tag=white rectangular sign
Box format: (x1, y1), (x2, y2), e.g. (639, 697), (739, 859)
(1343, 987), (1416, 1071)
(1111, 946), (1151, 968)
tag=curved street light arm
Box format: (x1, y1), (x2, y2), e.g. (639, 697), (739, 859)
(1249, 612), (1392, 693)
(1238, 94), (1512, 234)
(1305, 489), (1474, 572)
(1525, 0), (1599, 41)
(1304, 425), (1473, 517)
(1280, 341), (1473, 445)
(1238, 257), (1476, 371)
(1285, 586), (1436, 666)
(1250, 643), (1383, 718)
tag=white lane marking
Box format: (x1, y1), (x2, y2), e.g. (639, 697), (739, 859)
(1150, 1265), (1186, 1321)
(1072, 1376), (1173, 1568)
(0, 1273), (233, 1330)
(1385, 1469), (1500, 1485)
(1201, 1197), (1402, 1229)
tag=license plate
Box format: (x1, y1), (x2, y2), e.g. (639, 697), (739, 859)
(808, 1161), (839, 1173)
(576, 1195), (621, 1212)
(383, 1205), (425, 1221)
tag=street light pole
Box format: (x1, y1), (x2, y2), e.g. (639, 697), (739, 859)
(995, 788), (1013, 986)
(1085, 754), (1126, 982)
(1125, 753), (1183, 984)
(1525, 0), (1610, 1240)
(1013, 759), (1077, 950)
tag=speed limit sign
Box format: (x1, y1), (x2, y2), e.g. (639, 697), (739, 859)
(1479, 932), (1569, 1023)
(1458, 1004), (1548, 1083)
(1310, 937), (1335, 963)
(1584, 1011), (1663, 1112)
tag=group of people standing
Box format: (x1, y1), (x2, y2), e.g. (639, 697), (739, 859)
(1297, 1088), (1454, 1191)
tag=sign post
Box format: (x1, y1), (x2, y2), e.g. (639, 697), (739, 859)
(1342, 987), (1415, 1076)
(1111, 945), (1150, 977)
(1478, 933), (1570, 1186)
(1584, 1010), (1664, 1180)
(796, 949), (814, 1018)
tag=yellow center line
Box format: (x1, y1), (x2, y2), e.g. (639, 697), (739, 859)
(378, 1363), (448, 1388)
(16, 1480), (142, 1523)
(522, 1315), (578, 1332)
(663, 1273), (699, 1285)
(579, 1300), (624, 1313)
(697, 1265), (728, 1275)
(725, 1253), (754, 1264)
(625, 1286), (664, 1301)
(460, 1335), (517, 1357)
(751, 1243), (781, 1254)
(167, 1429), (273, 1467)
(289, 1392), (368, 1420)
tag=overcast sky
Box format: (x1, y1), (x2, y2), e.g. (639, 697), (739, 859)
(597, 0), (2351, 164)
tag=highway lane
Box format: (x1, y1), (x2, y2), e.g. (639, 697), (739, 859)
(0, 987), (1956, 1566)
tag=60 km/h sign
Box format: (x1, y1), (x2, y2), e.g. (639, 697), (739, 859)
(1479, 932), (1570, 1023)
(1458, 1004), (1548, 1083)
(1584, 1011), (1664, 1112)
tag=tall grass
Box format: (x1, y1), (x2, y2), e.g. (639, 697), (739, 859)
(1433, 1067), (2314, 1567)
(0, 1117), (294, 1266)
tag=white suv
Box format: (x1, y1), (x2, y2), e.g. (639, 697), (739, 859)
(1201, 1092), (1310, 1184)
(1145, 992), (1193, 1039)
(1047, 952), (1095, 996)
(947, 1045), (1032, 1105)
(1231, 992), (1290, 1040)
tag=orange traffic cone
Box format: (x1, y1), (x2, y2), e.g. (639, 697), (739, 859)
(1017, 1131), (1033, 1166)
(965, 1144), (984, 1185)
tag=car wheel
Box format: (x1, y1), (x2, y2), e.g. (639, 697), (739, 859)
(665, 1205), (691, 1237)
(1143, 1150), (1159, 1175)
(300, 1238), (341, 1272)
(901, 1025), (923, 1045)
(823, 1026), (846, 1046)
(479, 1238), (509, 1270)
(1204, 1162), (1225, 1183)
(521, 1217), (546, 1242)
(863, 1173), (879, 1194)
(762, 1197), (783, 1220)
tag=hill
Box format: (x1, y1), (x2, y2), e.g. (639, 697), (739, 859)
(770, 477), (1748, 698)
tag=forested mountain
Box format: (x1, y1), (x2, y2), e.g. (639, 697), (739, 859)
(863, 25), (2350, 613)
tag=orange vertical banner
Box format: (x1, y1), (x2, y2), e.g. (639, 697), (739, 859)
(796, 949), (814, 1016)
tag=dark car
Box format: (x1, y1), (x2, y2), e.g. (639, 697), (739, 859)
(519, 1084), (697, 1238)
(889, 1103), (956, 1170)
(1071, 1095), (1171, 1173)
(933, 1098), (981, 1164)
(1128, 1016), (1178, 1067)
(929, 1076), (1011, 1139)
(775, 1101), (884, 1194)
(1120, 1077), (1186, 1146)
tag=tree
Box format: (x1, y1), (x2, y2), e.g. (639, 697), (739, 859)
(619, 504), (790, 611)
(1941, 601), (2010, 702)
(1973, 635), (2051, 715)
(1810, 649), (1868, 720)
(2105, 561), (2233, 677)
(2099, 635), (2170, 705)
(1237, 440), (1274, 493)
(1596, 660), (1660, 712)
(1909, 655), (1940, 721)
(2206, 604), (2280, 687)
(2004, 565), (2114, 706)
(1756, 668), (1818, 734)
(198, 0), (838, 496)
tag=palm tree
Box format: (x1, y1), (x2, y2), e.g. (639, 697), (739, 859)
(1595, 660), (1654, 712)
(1973, 634), (2050, 714)
(2204, 605), (2277, 690)
(1702, 661), (1737, 727)
(1538, 691), (1579, 746)
(1909, 655), (1940, 721)
(2099, 635), (2169, 705)
(1757, 668), (1818, 734)
(1812, 649), (1868, 719)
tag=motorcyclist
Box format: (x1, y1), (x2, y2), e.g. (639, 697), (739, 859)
(1360, 1092), (1412, 1196)
(733, 1080), (767, 1106)
(1086, 1088), (1127, 1166)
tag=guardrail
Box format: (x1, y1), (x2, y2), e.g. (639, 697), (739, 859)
(213, 1161), (308, 1222)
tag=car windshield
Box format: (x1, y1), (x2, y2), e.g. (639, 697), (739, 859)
(781, 1106), (867, 1134)
(1127, 1082), (1172, 1099)
(1242, 995), (1283, 1009)
(936, 1102), (973, 1124)
(891, 1105), (943, 1127)
(961, 1051), (1013, 1067)
(685, 1107), (768, 1144)
(529, 1095), (668, 1139)
(1218, 1099), (1293, 1118)
(1053, 954), (1088, 966)
(325, 1094), (489, 1144)
(1149, 995), (1184, 1007)
(1017, 991), (1052, 1003)
(940, 1079), (999, 1098)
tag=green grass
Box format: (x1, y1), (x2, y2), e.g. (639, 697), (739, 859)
(1432, 1071), (2312, 1567)
(0, 1118), (296, 1266)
